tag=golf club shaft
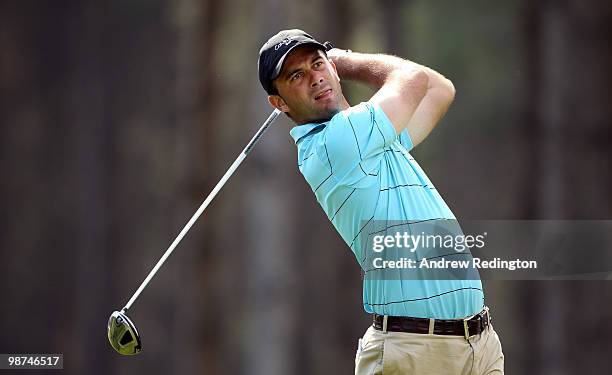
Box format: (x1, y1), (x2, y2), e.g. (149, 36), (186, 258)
(123, 109), (282, 312)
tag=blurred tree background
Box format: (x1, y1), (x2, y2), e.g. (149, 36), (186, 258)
(1, 0), (612, 374)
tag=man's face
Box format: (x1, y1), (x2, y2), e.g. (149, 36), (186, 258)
(269, 45), (343, 124)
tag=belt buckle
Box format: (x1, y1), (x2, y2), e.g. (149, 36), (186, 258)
(463, 309), (482, 340)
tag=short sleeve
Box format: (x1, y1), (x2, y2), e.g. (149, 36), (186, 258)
(399, 129), (414, 152)
(314, 102), (397, 187)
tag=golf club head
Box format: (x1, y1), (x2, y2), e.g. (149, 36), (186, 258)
(107, 310), (142, 355)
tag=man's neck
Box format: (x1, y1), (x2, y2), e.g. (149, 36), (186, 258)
(296, 95), (351, 125)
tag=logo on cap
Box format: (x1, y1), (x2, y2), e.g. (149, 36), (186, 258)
(274, 37), (294, 50)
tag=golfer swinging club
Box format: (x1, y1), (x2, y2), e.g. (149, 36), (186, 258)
(258, 29), (504, 374)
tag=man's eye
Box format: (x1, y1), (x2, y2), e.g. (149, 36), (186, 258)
(290, 72), (303, 82)
(314, 61), (323, 68)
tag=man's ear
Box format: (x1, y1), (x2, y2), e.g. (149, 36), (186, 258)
(268, 95), (290, 114)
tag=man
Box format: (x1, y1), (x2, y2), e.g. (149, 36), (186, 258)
(258, 29), (504, 374)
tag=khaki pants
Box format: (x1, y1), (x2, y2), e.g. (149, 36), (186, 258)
(355, 323), (504, 374)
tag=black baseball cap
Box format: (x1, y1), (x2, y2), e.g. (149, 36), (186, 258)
(258, 29), (332, 95)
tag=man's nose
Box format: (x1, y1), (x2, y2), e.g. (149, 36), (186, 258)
(310, 73), (324, 87)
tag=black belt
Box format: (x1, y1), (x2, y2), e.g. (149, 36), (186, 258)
(373, 307), (491, 338)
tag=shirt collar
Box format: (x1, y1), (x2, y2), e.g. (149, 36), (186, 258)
(289, 122), (327, 144)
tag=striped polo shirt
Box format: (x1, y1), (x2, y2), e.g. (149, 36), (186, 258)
(289, 101), (484, 319)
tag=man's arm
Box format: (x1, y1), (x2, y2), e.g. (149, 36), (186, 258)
(328, 49), (455, 148)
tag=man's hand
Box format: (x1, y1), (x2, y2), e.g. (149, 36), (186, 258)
(326, 49), (455, 148)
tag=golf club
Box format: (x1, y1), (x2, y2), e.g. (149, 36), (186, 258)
(108, 108), (282, 355)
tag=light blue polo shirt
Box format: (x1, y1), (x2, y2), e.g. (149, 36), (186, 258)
(290, 101), (484, 319)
